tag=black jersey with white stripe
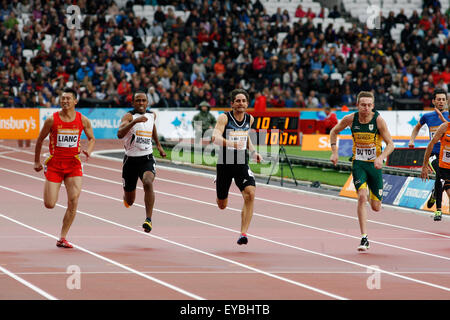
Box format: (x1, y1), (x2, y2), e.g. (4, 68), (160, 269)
(218, 111), (251, 165)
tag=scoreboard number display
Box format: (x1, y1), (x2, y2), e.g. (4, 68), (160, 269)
(386, 148), (426, 168)
(249, 112), (300, 146)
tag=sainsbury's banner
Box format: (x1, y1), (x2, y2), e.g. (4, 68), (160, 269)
(301, 134), (352, 151)
(0, 108), (40, 139)
(300, 110), (431, 137)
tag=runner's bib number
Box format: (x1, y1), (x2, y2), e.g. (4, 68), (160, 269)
(56, 131), (79, 148)
(442, 149), (450, 163)
(355, 147), (377, 161)
(227, 131), (248, 150)
(135, 130), (153, 150)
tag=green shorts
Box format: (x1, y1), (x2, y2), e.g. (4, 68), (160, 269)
(352, 160), (383, 201)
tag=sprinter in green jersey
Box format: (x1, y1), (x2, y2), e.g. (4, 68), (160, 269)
(329, 91), (395, 252)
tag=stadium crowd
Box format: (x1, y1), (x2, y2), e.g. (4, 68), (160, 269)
(0, 0), (449, 110)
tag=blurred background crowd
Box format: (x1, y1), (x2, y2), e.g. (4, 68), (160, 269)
(0, 0), (449, 110)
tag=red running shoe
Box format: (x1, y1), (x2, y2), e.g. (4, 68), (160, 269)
(56, 238), (73, 248)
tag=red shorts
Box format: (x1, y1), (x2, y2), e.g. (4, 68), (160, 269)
(44, 156), (83, 183)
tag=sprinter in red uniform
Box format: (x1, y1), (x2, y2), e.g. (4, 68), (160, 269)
(34, 87), (95, 248)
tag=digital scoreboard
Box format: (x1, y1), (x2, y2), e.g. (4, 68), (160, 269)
(249, 111), (300, 145)
(386, 148), (426, 168)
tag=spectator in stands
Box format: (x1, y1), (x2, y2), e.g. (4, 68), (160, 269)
(295, 5), (306, 18)
(305, 90), (319, 108)
(328, 5), (341, 19)
(76, 61), (93, 82)
(322, 106), (338, 134)
(192, 101), (216, 138)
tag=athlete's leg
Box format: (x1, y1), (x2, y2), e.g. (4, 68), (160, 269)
(216, 165), (232, 210)
(60, 176), (82, 239)
(122, 156), (138, 207)
(141, 171), (156, 219)
(432, 158), (443, 210)
(43, 180), (62, 209)
(123, 190), (136, 207)
(240, 185), (256, 234)
(356, 186), (369, 235)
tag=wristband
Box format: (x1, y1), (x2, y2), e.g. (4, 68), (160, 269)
(330, 143), (336, 146)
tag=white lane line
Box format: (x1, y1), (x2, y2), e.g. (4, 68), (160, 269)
(0, 185), (348, 300)
(0, 264), (58, 300)
(0, 213), (204, 300)
(3, 165), (450, 263)
(0, 146), (440, 233)
(1, 154), (449, 243)
(1, 173), (450, 295)
(5, 271), (450, 276)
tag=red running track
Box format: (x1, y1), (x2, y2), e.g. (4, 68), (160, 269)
(1, 140), (450, 300)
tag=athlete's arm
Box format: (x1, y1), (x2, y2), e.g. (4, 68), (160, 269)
(82, 115), (95, 160)
(421, 122), (447, 181)
(408, 122), (423, 148)
(247, 115), (262, 163)
(117, 113), (147, 139)
(34, 116), (54, 172)
(434, 107), (448, 123)
(152, 112), (166, 158)
(211, 114), (244, 149)
(375, 116), (395, 169)
(329, 113), (353, 166)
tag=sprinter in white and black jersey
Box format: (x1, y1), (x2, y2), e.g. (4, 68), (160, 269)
(117, 91), (166, 233)
(212, 89), (263, 245)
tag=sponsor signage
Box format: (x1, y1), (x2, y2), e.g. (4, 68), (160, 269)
(0, 109), (40, 139)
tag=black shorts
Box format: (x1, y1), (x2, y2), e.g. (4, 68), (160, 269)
(122, 154), (156, 192)
(216, 164), (256, 200)
(439, 167), (450, 190)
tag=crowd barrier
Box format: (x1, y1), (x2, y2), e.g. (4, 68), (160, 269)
(0, 108), (432, 141)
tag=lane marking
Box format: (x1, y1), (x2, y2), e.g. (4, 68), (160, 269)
(0, 264), (58, 300)
(0, 213), (204, 300)
(0, 185), (348, 300)
(1, 174), (450, 295)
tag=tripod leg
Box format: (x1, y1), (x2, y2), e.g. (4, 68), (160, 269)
(281, 146), (298, 186)
(266, 153), (280, 184)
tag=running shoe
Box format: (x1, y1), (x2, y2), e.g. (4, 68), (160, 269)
(427, 189), (436, 209)
(56, 238), (73, 249)
(123, 198), (130, 208)
(434, 210), (442, 221)
(142, 219), (152, 233)
(237, 235), (248, 245)
(357, 236), (370, 252)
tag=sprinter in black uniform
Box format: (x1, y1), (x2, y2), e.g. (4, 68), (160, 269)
(212, 89), (263, 245)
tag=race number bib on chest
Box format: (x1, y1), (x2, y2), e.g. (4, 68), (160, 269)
(135, 130), (153, 150)
(227, 131), (248, 150)
(355, 147), (377, 161)
(56, 129), (79, 148)
(442, 148), (450, 163)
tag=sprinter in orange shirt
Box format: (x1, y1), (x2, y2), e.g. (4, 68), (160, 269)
(421, 90), (450, 221)
(34, 87), (95, 248)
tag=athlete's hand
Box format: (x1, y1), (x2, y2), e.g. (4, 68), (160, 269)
(82, 150), (91, 161)
(408, 141), (414, 148)
(158, 147), (167, 158)
(34, 162), (43, 172)
(421, 165), (429, 181)
(330, 153), (339, 166)
(374, 157), (384, 169)
(254, 152), (263, 163)
(133, 116), (148, 124)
